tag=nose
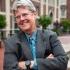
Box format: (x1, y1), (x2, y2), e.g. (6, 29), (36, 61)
(20, 15), (25, 20)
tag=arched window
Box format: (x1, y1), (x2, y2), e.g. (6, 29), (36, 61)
(50, 12), (53, 19)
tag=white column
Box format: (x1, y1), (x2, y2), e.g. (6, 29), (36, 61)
(46, 0), (48, 15)
(40, 0), (43, 15)
(5, 0), (10, 30)
(58, 0), (61, 22)
(54, 0), (56, 22)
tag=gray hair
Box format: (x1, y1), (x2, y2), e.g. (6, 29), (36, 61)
(11, 0), (36, 12)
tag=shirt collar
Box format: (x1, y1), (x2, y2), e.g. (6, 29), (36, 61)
(25, 28), (37, 42)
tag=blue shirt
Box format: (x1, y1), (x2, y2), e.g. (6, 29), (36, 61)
(25, 29), (38, 70)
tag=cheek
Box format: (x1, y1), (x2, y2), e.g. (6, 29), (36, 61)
(16, 20), (20, 25)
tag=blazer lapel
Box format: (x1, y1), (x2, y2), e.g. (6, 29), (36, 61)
(17, 29), (47, 60)
(36, 29), (47, 58)
(18, 31), (33, 60)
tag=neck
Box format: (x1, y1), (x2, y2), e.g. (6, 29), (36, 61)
(25, 26), (36, 36)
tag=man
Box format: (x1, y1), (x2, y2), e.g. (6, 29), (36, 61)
(3, 0), (68, 70)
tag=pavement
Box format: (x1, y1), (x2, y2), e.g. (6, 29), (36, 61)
(0, 35), (70, 70)
(58, 35), (70, 68)
(0, 43), (4, 70)
(58, 35), (70, 53)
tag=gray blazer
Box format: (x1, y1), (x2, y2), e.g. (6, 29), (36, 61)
(3, 29), (69, 70)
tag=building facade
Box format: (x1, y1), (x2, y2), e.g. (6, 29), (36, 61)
(0, 0), (69, 30)
(60, 0), (70, 21)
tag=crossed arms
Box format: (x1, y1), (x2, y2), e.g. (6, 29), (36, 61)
(3, 32), (69, 70)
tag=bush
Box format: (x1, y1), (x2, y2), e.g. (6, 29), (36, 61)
(52, 29), (61, 36)
(53, 20), (61, 29)
(61, 19), (70, 34)
(0, 14), (7, 29)
(37, 15), (52, 29)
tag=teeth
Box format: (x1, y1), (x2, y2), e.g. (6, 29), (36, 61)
(21, 22), (28, 25)
(20, 20), (29, 25)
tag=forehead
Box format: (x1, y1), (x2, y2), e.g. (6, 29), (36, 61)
(14, 6), (30, 15)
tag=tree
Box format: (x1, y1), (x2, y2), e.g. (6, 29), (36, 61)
(0, 14), (7, 29)
(37, 15), (52, 29)
(61, 19), (70, 34)
(0, 14), (7, 48)
(52, 20), (61, 36)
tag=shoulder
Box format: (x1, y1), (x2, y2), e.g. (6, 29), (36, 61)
(37, 28), (56, 36)
(5, 31), (25, 44)
(5, 30), (24, 42)
(5, 33), (18, 43)
(43, 29), (54, 34)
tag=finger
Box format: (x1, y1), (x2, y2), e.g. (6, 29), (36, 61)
(47, 54), (54, 58)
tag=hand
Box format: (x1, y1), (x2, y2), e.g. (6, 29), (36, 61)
(18, 61), (26, 69)
(18, 60), (34, 69)
(47, 54), (54, 58)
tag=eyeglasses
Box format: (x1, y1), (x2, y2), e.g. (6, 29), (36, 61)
(15, 12), (31, 20)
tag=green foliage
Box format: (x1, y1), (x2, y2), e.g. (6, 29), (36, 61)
(37, 15), (52, 29)
(0, 14), (7, 29)
(52, 29), (61, 36)
(0, 34), (1, 38)
(61, 19), (70, 29)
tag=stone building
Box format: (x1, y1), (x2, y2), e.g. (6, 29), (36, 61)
(0, 0), (69, 31)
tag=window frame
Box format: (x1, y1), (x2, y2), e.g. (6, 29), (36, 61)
(61, 0), (66, 5)
(61, 9), (66, 18)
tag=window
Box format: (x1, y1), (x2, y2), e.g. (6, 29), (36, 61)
(57, 0), (59, 6)
(43, 0), (46, 3)
(14, 18), (18, 29)
(50, 12), (53, 18)
(35, 6), (39, 16)
(61, 9), (66, 18)
(48, 0), (51, 5)
(0, 0), (2, 11)
(51, 0), (55, 5)
(38, 0), (40, 1)
(61, 0), (66, 5)
(35, 0), (40, 1)
(48, 0), (54, 6)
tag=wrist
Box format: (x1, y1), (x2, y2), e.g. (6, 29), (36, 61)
(18, 61), (26, 69)
(30, 61), (34, 69)
(25, 60), (31, 69)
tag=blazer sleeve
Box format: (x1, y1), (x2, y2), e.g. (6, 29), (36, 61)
(37, 32), (69, 70)
(3, 39), (23, 70)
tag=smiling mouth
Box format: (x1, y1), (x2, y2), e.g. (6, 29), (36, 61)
(20, 21), (29, 27)
(20, 20), (29, 25)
